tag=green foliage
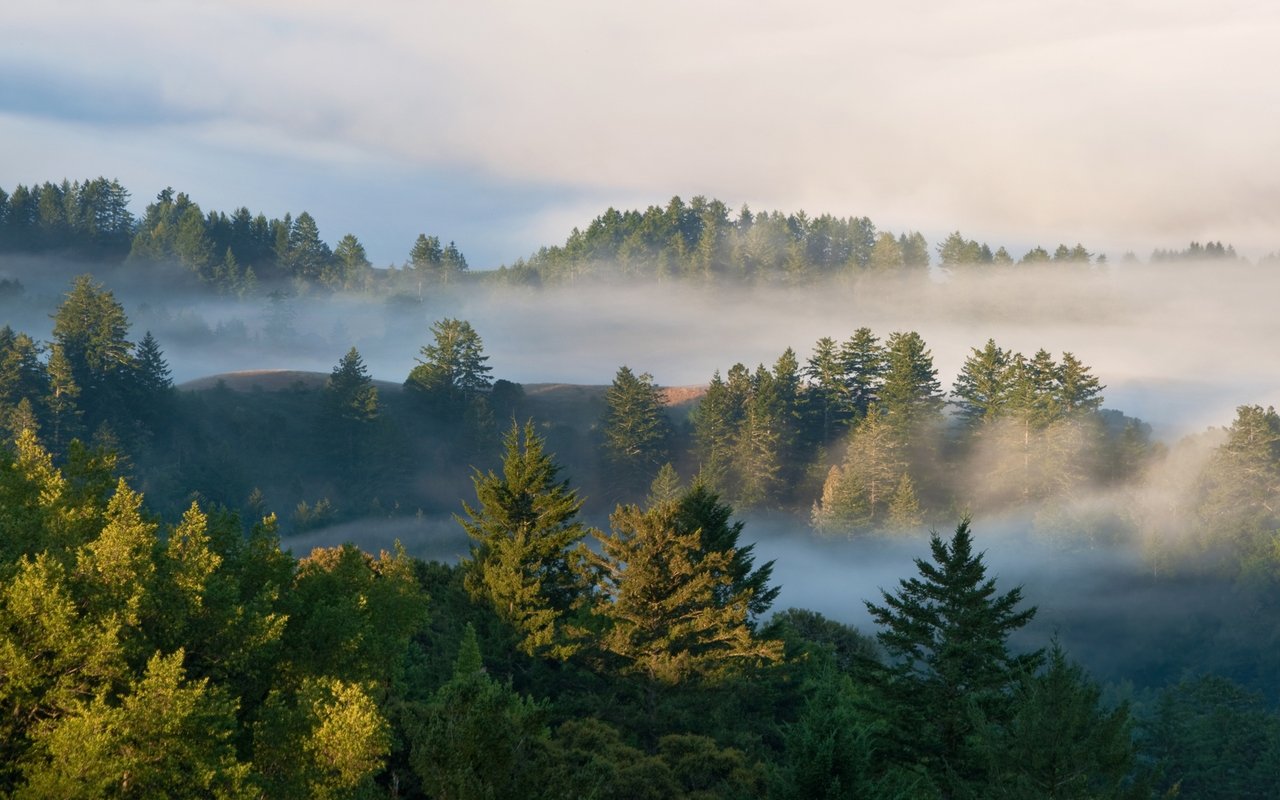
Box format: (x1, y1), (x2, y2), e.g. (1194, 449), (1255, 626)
(975, 643), (1144, 799)
(460, 422), (588, 659)
(601, 366), (672, 497)
(1145, 675), (1280, 799)
(580, 501), (783, 684)
(864, 518), (1042, 794)
(405, 318), (493, 418)
(409, 629), (549, 800)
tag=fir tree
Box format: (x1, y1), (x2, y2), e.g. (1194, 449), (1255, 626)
(459, 422), (588, 659)
(864, 518), (1041, 794)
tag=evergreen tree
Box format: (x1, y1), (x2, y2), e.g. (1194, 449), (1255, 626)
(283, 211), (331, 281)
(878, 331), (943, 434)
(459, 422), (588, 659)
(581, 502), (783, 684)
(952, 339), (1016, 427)
(672, 481), (779, 623)
(885, 473), (923, 531)
(735, 365), (784, 508)
(322, 347), (379, 478)
(810, 409), (906, 534)
(0, 327), (48, 425)
(330, 233), (371, 289)
(690, 371), (739, 491)
(840, 327), (886, 422)
(600, 366), (671, 498)
(405, 318), (493, 417)
(409, 234), (444, 275)
(1055, 351), (1105, 415)
(50, 276), (136, 436)
(409, 625), (549, 800)
(863, 518), (1041, 795)
(803, 337), (849, 442)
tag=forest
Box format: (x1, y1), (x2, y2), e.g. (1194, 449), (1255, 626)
(0, 178), (1279, 798)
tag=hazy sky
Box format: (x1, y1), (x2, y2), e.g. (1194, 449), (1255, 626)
(3, 2), (1277, 266)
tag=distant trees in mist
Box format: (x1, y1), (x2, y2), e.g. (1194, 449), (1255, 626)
(2, 177), (1264, 301)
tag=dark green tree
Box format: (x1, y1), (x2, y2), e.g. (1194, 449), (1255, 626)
(878, 331), (943, 435)
(409, 624), (549, 800)
(864, 518), (1042, 794)
(690, 370), (739, 490)
(952, 339), (1016, 427)
(580, 502), (783, 684)
(840, 327), (886, 422)
(50, 276), (137, 437)
(283, 212), (331, 282)
(405, 318), (493, 417)
(1055, 352), (1105, 415)
(975, 642), (1144, 799)
(322, 347), (379, 480)
(600, 366), (671, 498)
(672, 481), (779, 623)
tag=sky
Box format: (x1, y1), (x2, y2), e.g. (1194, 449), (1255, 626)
(2, 1), (1278, 267)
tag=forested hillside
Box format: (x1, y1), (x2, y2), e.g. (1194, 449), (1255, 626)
(1, 182), (1279, 797)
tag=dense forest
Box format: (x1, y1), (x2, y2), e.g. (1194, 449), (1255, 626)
(0, 179), (1279, 797)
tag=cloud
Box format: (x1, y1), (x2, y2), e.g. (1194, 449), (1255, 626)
(2, 1), (1278, 261)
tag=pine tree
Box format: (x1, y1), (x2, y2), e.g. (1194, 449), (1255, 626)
(803, 337), (849, 443)
(1055, 351), (1105, 415)
(283, 211), (332, 281)
(331, 234), (371, 290)
(735, 364), (784, 508)
(459, 422), (588, 659)
(886, 473), (923, 532)
(322, 347), (379, 479)
(51, 276), (135, 431)
(690, 371), (739, 491)
(864, 518), (1041, 794)
(811, 409), (914, 535)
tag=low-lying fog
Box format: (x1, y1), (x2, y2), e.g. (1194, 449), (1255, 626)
(6, 259), (1276, 438)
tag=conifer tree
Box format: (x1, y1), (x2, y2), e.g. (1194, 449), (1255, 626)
(840, 327), (886, 422)
(405, 318), (493, 432)
(1055, 351), (1105, 415)
(600, 366), (671, 497)
(581, 502), (782, 684)
(974, 643), (1142, 799)
(672, 481), (779, 623)
(878, 331), (943, 435)
(952, 339), (1016, 427)
(803, 337), (849, 442)
(864, 518), (1041, 795)
(460, 422), (588, 658)
(51, 275), (135, 431)
(735, 365), (784, 508)
(690, 370), (739, 491)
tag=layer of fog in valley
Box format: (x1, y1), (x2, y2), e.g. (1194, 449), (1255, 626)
(7, 258), (1272, 440)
